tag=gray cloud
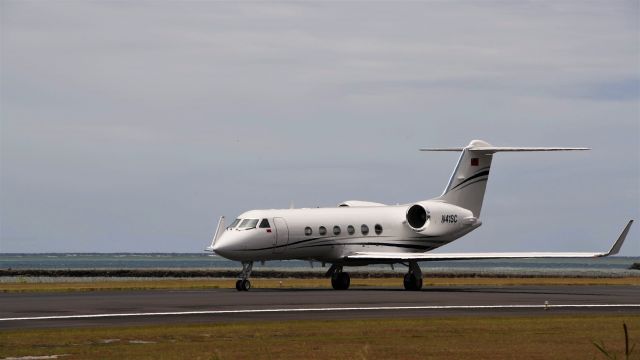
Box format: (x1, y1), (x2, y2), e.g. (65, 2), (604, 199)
(1, 1), (638, 255)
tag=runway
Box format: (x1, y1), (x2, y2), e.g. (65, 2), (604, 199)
(2, 285), (639, 329)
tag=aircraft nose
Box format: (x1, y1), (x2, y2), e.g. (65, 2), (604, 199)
(212, 236), (224, 252)
(211, 230), (249, 261)
(212, 232), (232, 257)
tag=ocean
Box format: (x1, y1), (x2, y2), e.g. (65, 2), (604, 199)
(1, 253), (638, 277)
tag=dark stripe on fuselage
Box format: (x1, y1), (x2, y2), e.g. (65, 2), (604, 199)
(298, 242), (434, 251)
(240, 236), (324, 251)
(240, 235), (443, 252)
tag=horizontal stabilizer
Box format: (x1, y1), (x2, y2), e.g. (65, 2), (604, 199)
(420, 147), (590, 153)
(419, 148), (465, 151)
(421, 139), (589, 153)
(347, 220), (632, 262)
(423, 139), (591, 217)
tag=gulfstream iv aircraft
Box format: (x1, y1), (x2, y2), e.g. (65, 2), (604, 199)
(206, 140), (633, 291)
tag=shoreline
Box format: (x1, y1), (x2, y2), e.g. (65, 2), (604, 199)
(2, 268), (639, 279)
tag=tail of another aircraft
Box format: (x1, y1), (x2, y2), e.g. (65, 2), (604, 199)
(421, 140), (589, 217)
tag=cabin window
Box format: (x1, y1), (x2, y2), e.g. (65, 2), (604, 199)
(228, 218), (241, 229)
(304, 227), (312, 236)
(375, 224), (383, 235)
(239, 219), (259, 229)
(319, 226), (327, 236)
(347, 225), (355, 235)
(259, 219), (270, 228)
(361, 224), (369, 235)
(333, 226), (341, 236)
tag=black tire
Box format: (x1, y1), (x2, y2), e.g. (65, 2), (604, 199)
(331, 275), (340, 290)
(404, 273), (421, 291)
(338, 272), (350, 290)
(241, 279), (251, 291)
(415, 278), (423, 291)
(331, 272), (350, 290)
(235, 280), (243, 291)
(403, 273), (414, 290)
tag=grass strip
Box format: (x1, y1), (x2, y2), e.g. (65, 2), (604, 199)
(0, 315), (638, 359)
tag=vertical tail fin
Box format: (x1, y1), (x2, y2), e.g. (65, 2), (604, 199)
(420, 140), (589, 217)
(435, 140), (494, 217)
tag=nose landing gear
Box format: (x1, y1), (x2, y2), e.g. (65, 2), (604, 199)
(235, 261), (253, 291)
(235, 279), (251, 291)
(403, 261), (423, 291)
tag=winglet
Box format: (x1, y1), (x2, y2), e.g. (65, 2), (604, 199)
(205, 216), (225, 252)
(602, 220), (633, 256)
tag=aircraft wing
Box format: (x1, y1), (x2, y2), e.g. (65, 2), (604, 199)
(346, 220), (633, 262)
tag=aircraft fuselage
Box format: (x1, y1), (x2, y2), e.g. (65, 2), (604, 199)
(213, 201), (478, 263)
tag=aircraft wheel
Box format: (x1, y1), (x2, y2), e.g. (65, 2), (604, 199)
(241, 279), (251, 291)
(414, 278), (423, 291)
(235, 280), (243, 291)
(331, 276), (338, 290)
(331, 272), (350, 290)
(340, 272), (350, 290)
(403, 273), (422, 291)
(403, 273), (413, 290)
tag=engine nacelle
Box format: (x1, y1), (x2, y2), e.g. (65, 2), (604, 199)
(405, 201), (475, 236)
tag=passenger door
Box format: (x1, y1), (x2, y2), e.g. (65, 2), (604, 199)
(273, 217), (289, 253)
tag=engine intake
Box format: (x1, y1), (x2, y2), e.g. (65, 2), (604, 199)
(406, 204), (430, 230)
(406, 201), (476, 236)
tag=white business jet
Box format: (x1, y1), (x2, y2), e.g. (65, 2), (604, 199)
(206, 140), (633, 291)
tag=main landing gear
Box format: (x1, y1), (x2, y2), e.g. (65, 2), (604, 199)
(327, 264), (350, 290)
(403, 261), (423, 291)
(325, 262), (422, 291)
(235, 261), (253, 291)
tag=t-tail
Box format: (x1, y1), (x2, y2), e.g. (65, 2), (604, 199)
(421, 140), (590, 217)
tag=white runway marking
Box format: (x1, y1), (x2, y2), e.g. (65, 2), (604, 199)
(1, 304), (639, 322)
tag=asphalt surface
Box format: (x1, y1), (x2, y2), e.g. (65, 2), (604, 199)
(1, 285), (638, 329)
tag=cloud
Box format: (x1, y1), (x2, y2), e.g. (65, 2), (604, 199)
(1, 1), (638, 254)
(570, 78), (640, 101)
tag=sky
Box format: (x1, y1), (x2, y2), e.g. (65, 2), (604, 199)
(1, 1), (638, 255)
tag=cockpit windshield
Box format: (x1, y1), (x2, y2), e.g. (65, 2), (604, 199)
(238, 219), (259, 229)
(228, 218), (241, 229)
